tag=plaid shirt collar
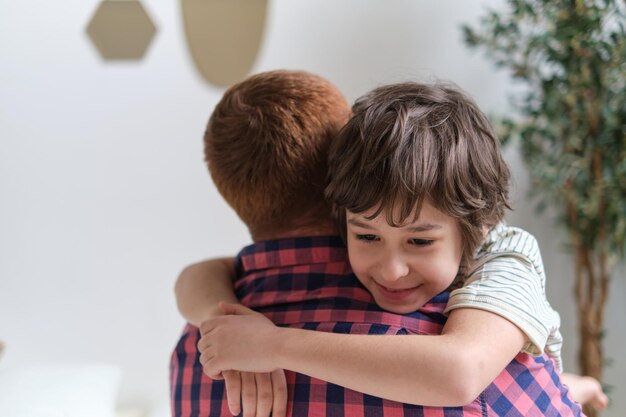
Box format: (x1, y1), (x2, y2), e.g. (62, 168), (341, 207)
(235, 235), (348, 271)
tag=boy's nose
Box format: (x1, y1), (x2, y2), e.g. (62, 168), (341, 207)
(377, 255), (410, 283)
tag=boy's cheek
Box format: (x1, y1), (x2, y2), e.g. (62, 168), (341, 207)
(347, 247), (370, 271)
(425, 264), (459, 290)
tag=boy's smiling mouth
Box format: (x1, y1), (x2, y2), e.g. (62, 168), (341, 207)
(374, 281), (421, 301)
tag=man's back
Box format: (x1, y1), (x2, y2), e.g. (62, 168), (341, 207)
(170, 236), (581, 416)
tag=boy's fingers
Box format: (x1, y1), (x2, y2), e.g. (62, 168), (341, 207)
(255, 373), (273, 417)
(197, 335), (210, 352)
(199, 319), (216, 336)
(241, 372), (257, 417)
(271, 369), (288, 417)
(199, 350), (210, 368)
(223, 371), (242, 416)
(199, 351), (221, 378)
(202, 362), (218, 379)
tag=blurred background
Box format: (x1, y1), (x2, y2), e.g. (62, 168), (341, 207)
(1, 0), (624, 416)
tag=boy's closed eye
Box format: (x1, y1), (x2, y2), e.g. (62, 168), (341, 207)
(409, 238), (434, 246)
(355, 234), (379, 242)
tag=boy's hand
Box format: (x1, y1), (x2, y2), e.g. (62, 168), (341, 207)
(199, 302), (281, 374)
(198, 302), (287, 417)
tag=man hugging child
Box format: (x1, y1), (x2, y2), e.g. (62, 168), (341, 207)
(173, 71), (606, 417)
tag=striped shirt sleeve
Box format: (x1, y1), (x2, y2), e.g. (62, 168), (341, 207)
(444, 223), (563, 372)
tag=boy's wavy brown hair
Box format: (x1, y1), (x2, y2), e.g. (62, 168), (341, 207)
(205, 70), (350, 239)
(326, 82), (511, 271)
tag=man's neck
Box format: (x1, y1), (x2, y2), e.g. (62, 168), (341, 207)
(251, 222), (338, 242)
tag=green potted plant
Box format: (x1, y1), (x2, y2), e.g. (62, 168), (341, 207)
(463, 1), (626, 414)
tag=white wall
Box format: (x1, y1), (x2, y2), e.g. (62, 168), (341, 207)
(1, 0), (623, 415)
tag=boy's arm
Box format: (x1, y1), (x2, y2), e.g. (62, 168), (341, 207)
(174, 257), (239, 326)
(201, 304), (526, 406)
(277, 307), (526, 406)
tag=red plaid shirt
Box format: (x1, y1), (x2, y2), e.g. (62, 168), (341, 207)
(170, 236), (583, 416)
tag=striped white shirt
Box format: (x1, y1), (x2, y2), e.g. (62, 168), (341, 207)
(444, 223), (563, 372)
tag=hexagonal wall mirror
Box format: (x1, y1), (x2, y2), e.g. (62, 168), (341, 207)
(86, 0), (157, 60)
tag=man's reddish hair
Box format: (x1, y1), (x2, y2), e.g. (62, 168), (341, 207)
(205, 70), (350, 238)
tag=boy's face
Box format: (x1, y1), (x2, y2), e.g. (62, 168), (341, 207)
(346, 201), (462, 314)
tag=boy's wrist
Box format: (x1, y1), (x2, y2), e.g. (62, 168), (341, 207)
(271, 326), (297, 369)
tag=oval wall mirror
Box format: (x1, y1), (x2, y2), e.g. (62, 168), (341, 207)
(181, 0), (268, 88)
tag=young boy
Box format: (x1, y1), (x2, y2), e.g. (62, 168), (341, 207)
(187, 82), (606, 414)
